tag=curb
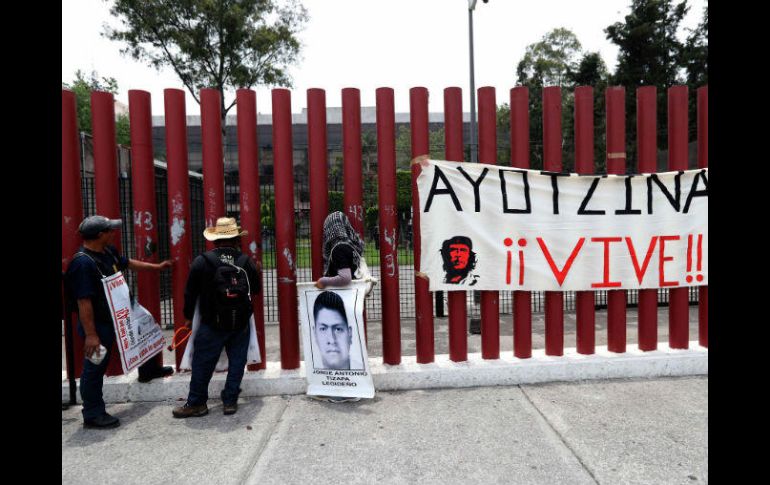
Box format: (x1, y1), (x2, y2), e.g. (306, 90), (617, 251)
(62, 341), (707, 403)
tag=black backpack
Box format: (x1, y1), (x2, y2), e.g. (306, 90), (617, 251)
(203, 251), (252, 331)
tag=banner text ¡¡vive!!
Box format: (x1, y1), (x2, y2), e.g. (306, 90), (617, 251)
(415, 158), (708, 292)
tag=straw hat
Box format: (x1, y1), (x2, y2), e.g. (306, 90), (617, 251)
(203, 217), (248, 241)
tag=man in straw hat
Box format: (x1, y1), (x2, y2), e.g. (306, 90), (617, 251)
(64, 215), (174, 429)
(173, 217), (261, 418)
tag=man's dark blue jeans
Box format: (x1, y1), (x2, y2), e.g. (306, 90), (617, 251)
(187, 322), (250, 407)
(77, 322), (116, 421)
(77, 321), (169, 421)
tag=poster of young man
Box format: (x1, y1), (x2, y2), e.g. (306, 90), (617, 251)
(297, 280), (375, 399)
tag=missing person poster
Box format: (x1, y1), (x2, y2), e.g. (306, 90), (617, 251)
(416, 157), (708, 292)
(297, 281), (375, 399)
(102, 272), (166, 373)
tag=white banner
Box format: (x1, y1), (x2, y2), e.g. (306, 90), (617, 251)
(298, 281), (375, 399)
(416, 158), (708, 292)
(102, 272), (166, 373)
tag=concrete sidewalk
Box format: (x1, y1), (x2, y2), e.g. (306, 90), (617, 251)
(62, 376), (707, 485)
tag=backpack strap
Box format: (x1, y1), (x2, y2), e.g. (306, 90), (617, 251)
(103, 246), (121, 267)
(73, 251), (106, 278)
(201, 251), (222, 269)
(234, 253), (250, 269)
(234, 253), (252, 296)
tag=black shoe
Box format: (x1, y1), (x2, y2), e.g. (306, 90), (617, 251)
(84, 413), (120, 429)
(223, 402), (238, 415)
(138, 366), (174, 383)
(172, 402), (209, 418)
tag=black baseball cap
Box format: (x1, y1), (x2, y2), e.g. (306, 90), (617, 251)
(78, 215), (122, 238)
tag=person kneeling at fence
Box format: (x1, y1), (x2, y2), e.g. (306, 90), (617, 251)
(65, 215), (174, 430)
(173, 217), (261, 419)
(312, 211), (372, 403)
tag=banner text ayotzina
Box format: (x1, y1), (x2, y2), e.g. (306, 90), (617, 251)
(416, 158), (708, 292)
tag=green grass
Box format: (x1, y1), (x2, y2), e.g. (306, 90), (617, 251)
(260, 239), (414, 270)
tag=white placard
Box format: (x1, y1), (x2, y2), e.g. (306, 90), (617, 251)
(298, 281), (375, 399)
(102, 272), (166, 373)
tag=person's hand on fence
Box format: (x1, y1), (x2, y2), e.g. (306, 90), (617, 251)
(315, 280), (324, 289)
(84, 334), (101, 358)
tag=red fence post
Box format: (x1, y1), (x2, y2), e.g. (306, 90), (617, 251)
(637, 86), (658, 351)
(62, 89), (85, 378)
(272, 89), (300, 369)
(668, 86), (690, 349)
(342, 88), (365, 236)
(128, 90), (164, 368)
(91, 90), (124, 376)
(510, 86), (532, 359)
(697, 86), (708, 348)
(236, 89), (266, 371)
(574, 86), (596, 355)
(605, 86), (627, 353)
(200, 88), (226, 250)
(478, 86), (500, 359)
(91, 92), (123, 253)
(410, 87), (435, 363)
(542, 86), (564, 356)
(376, 88), (402, 365)
(164, 89), (194, 370)
(443, 87), (468, 362)
(307, 89), (329, 281)
(342, 88), (367, 338)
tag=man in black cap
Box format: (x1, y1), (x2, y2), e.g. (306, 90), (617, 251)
(65, 215), (174, 429)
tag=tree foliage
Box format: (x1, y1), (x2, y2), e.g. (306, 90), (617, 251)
(682, 4), (708, 139)
(62, 69), (131, 146)
(605, 0), (689, 88)
(682, 4), (707, 88)
(516, 28), (583, 88)
(507, 28), (610, 172)
(605, 0), (692, 169)
(105, 0), (308, 123)
(506, 1), (707, 174)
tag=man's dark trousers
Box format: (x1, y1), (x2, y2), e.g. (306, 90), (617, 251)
(187, 323), (250, 406)
(78, 323), (116, 420)
(77, 322), (170, 420)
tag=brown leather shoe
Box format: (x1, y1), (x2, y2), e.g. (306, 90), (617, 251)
(172, 403), (208, 418)
(223, 402), (238, 415)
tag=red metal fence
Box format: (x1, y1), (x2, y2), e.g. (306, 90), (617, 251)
(62, 84), (708, 376)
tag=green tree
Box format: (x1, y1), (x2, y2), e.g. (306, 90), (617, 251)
(105, 0), (308, 135)
(605, 0), (690, 171)
(682, 4), (708, 139)
(567, 52), (610, 173)
(513, 28), (584, 171)
(516, 27), (583, 88)
(62, 69), (131, 146)
(569, 52), (609, 87)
